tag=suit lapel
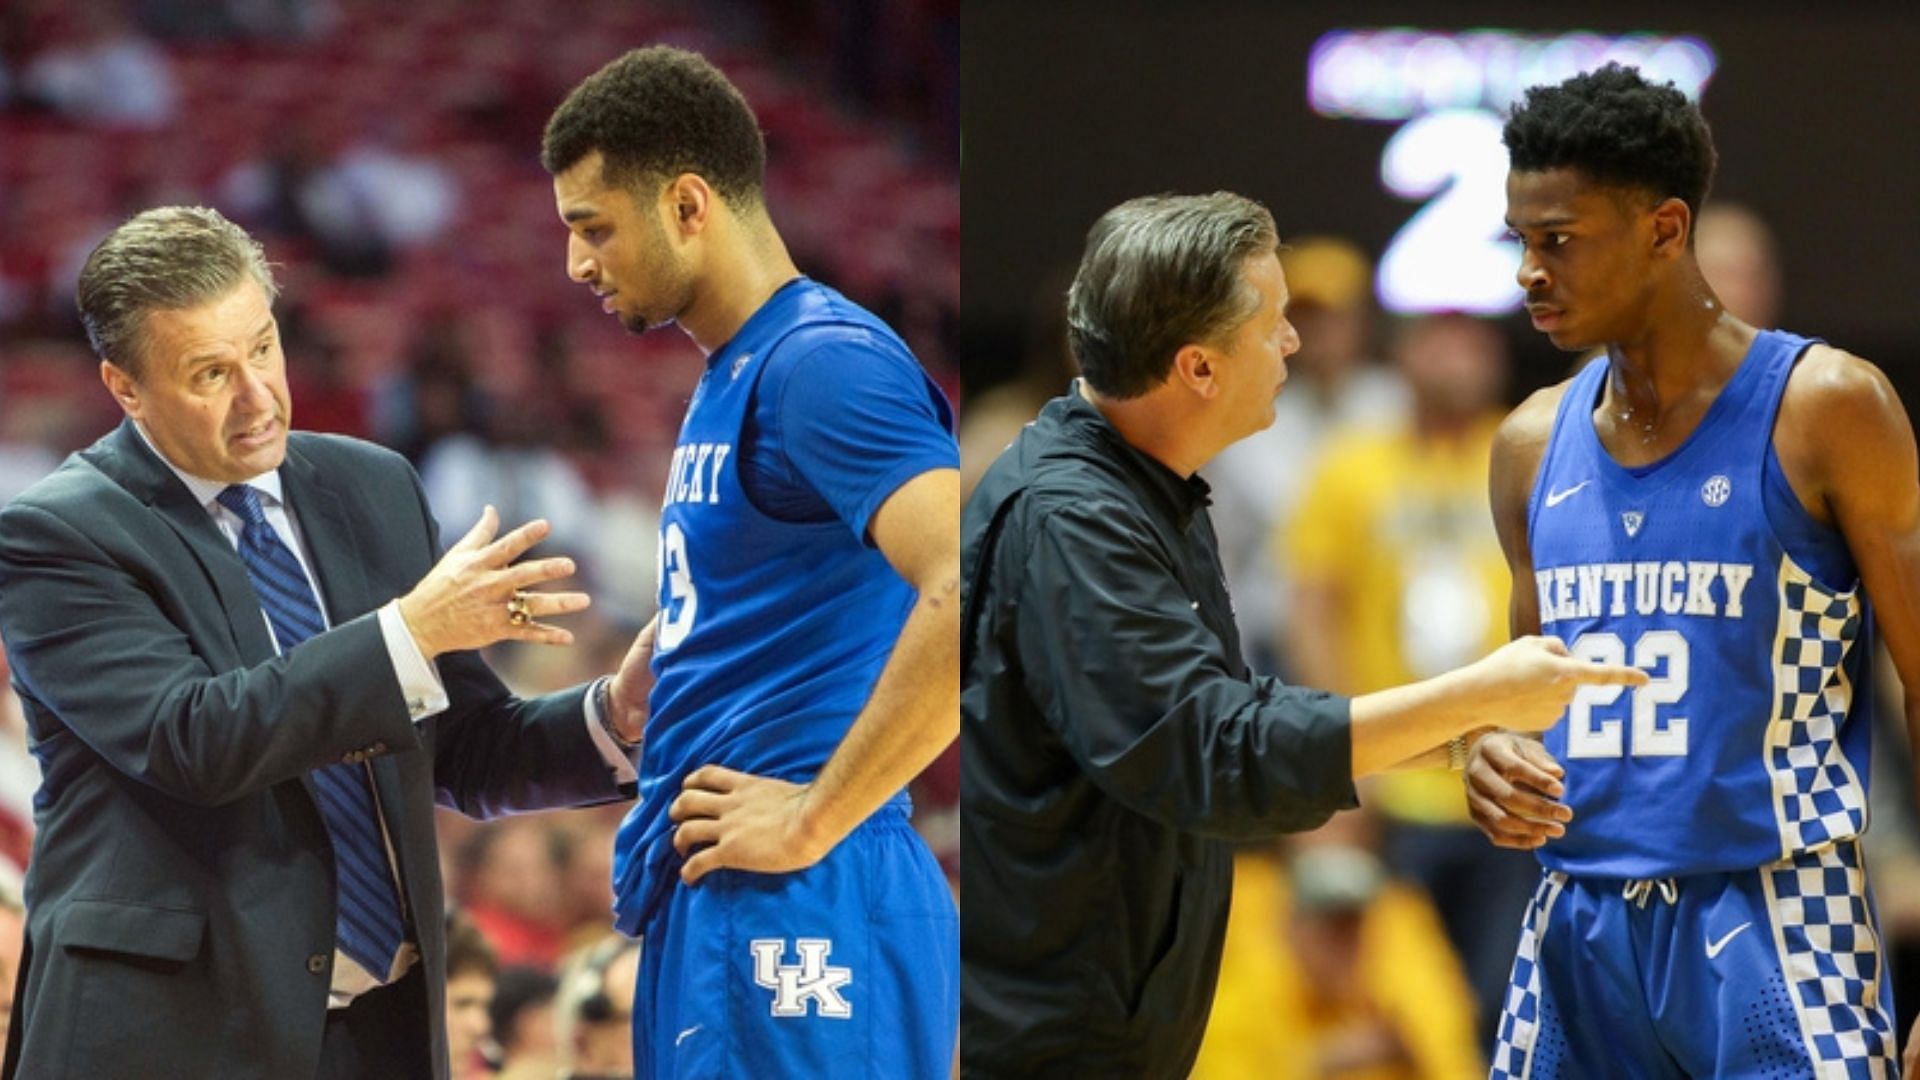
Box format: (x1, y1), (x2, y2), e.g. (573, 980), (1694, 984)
(278, 441), (373, 625)
(86, 420), (278, 665)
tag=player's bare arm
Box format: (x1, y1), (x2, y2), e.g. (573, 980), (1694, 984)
(1768, 345), (1920, 1074)
(668, 467), (960, 884)
(1467, 381), (1584, 848)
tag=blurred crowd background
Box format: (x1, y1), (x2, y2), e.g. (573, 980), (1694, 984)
(967, 3), (1920, 1077)
(0, 0), (956, 1074)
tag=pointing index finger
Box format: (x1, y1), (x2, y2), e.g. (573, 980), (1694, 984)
(1564, 659), (1649, 687)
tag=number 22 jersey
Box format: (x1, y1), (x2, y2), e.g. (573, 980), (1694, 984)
(1527, 330), (1874, 878)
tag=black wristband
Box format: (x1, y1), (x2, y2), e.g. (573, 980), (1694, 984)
(595, 678), (641, 752)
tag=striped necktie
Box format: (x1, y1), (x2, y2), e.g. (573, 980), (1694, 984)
(215, 484), (407, 981)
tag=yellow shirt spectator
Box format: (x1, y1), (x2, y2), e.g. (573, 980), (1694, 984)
(1193, 848), (1484, 1080)
(1282, 416), (1508, 823)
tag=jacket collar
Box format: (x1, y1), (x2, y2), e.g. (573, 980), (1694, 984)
(1047, 381), (1212, 529)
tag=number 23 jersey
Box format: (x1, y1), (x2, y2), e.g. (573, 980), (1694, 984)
(610, 279), (957, 936)
(1527, 330), (1874, 878)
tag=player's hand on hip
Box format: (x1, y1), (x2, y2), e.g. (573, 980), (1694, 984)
(669, 765), (832, 885)
(1466, 731), (1571, 850)
(1474, 634), (1647, 733)
(395, 505), (590, 659)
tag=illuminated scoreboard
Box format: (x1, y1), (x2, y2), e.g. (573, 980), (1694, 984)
(1307, 30), (1717, 314)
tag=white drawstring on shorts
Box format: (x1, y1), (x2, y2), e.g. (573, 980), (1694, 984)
(1621, 878), (1679, 908)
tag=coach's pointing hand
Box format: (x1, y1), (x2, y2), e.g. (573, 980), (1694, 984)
(1467, 635), (1648, 733)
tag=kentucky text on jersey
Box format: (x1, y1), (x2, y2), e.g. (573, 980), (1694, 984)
(1534, 561), (1755, 624)
(662, 442), (732, 508)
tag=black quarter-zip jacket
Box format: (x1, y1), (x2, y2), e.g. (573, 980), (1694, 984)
(960, 385), (1358, 1078)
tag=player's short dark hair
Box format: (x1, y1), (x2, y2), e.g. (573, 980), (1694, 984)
(1503, 62), (1717, 219)
(542, 45), (766, 206)
(1066, 192), (1279, 400)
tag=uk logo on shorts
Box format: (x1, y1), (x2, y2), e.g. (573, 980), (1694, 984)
(750, 938), (853, 1019)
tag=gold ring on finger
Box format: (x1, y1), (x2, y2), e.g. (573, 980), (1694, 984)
(507, 590), (533, 627)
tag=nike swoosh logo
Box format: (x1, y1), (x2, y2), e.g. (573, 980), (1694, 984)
(1705, 921), (1752, 959)
(1545, 480), (1592, 508)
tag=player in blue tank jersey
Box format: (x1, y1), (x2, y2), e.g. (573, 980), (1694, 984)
(1465, 63), (1920, 1077)
(541, 47), (959, 1077)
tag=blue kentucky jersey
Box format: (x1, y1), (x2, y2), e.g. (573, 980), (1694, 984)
(1529, 331), (1873, 878)
(610, 280), (954, 935)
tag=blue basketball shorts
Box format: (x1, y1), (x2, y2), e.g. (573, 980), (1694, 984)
(634, 807), (959, 1078)
(1490, 840), (1898, 1079)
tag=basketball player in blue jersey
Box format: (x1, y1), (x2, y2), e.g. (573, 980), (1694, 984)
(1465, 62), (1920, 1077)
(541, 48), (959, 1077)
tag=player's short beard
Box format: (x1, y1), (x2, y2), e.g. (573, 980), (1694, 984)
(621, 219), (691, 335)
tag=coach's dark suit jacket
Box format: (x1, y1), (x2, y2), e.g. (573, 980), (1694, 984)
(0, 421), (627, 1079)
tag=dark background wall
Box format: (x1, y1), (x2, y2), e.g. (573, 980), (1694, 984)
(962, 1), (1920, 403)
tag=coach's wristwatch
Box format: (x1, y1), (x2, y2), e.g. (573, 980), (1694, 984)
(1446, 734), (1471, 771)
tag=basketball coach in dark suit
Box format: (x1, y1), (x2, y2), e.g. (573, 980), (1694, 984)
(0, 206), (654, 1078)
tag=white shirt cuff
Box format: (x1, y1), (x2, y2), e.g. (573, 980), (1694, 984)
(377, 601), (449, 722)
(583, 675), (640, 784)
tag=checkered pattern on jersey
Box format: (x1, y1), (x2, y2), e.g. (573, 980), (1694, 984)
(1491, 871), (1566, 1080)
(1768, 560), (1867, 855)
(1765, 842), (1896, 1078)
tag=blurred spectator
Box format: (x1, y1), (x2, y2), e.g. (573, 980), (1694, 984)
(554, 934), (639, 1080)
(19, 5), (176, 128)
(0, 877), (20, 1060)
(957, 266), (1076, 499)
(447, 910), (500, 1080)
(1282, 312), (1532, 1046)
(223, 0), (339, 41)
(218, 128), (331, 244)
(0, 430), (61, 509)
(491, 966), (562, 1080)
(297, 131), (460, 277)
(1205, 236), (1408, 675)
(1694, 202), (1783, 329)
(550, 806), (623, 950)
(371, 320), (494, 464)
(0, 653), (35, 879)
(420, 423), (597, 565)
(457, 817), (573, 970)
(1194, 815), (1483, 1079)
(911, 741), (959, 887)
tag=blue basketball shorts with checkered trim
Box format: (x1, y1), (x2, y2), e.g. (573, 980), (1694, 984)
(1489, 841), (1897, 1079)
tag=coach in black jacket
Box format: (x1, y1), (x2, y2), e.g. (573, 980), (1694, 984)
(0, 207), (651, 1078)
(959, 193), (1644, 1076)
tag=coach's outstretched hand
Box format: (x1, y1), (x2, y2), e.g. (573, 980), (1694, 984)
(1464, 635), (1647, 733)
(397, 505), (589, 659)
(1466, 732), (1571, 850)
(669, 767), (833, 885)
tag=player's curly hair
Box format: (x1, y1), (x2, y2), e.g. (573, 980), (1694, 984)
(542, 46), (765, 206)
(1503, 63), (1717, 219)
